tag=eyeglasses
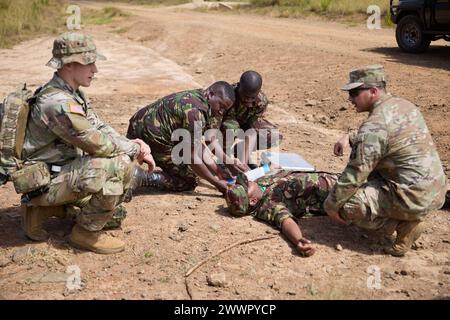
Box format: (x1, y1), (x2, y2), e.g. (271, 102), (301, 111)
(348, 88), (369, 98)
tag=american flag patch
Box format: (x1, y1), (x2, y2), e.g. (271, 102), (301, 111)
(68, 103), (85, 116)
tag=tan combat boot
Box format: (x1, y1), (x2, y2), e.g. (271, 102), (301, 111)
(69, 224), (125, 254)
(21, 205), (66, 241)
(379, 219), (400, 242)
(386, 220), (425, 257)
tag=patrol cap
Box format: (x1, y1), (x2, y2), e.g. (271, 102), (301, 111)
(225, 173), (251, 217)
(341, 64), (386, 91)
(46, 32), (106, 69)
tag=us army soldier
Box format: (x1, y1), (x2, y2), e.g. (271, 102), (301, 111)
(21, 32), (155, 254)
(324, 65), (447, 256)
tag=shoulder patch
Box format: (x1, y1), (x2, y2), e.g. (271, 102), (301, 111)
(68, 102), (86, 116)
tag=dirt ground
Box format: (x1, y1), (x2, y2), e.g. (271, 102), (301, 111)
(0, 1), (449, 300)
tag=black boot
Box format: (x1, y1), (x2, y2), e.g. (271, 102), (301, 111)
(442, 190), (450, 210)
(132, 166), (171, 190)
(133, 167), (196, 192)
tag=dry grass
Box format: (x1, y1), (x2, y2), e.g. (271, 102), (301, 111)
(83, 6), (130, 26)
(248, 0), (392, 26)
(0, 0), (66, 48)
(92, 0), (190, 6)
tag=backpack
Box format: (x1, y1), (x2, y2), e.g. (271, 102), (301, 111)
(0, 84), (34, 185)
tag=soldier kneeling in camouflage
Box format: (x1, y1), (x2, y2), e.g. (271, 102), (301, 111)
(324, 65), (447, 257)
(20, 32), (155, 254)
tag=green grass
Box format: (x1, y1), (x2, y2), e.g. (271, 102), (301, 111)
(0, 0), (66, 48)
(83, 7), (130, 26)
(144, 251), (154, 258)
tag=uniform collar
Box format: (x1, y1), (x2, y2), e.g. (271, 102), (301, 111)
(50, 72), (87, 105)
(371, 93), (393, 112)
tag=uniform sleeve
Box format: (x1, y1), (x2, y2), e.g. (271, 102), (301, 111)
(253, 182), (294, 229)
(183, 103), (207, 144)
(86, 106), (140, 158)
(326, 117), (388, 211)
(348, 129), (358, 147)
(40, 99), (139, 159)
(244, 92), (269, 128)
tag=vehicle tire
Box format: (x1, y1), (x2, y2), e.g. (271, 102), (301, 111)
(395, 15), (431, 53)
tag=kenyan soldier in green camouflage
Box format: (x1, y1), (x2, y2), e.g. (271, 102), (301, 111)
(127, 82), (248, 194)
(226, 170), (338, 257)
(324, 65), (447, 257)
(21, 32), (155, 254)
(221, 71), (282, 167)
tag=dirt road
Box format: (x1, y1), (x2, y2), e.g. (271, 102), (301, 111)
(0, 2), (448, 300)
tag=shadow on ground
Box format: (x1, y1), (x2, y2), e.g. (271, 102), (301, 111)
(0, 206), (73, 250)
(214, 205), (385, 256)
(363, 45), (450, 72)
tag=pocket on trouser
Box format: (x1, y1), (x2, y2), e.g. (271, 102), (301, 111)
(340, 193), (369, 222)
(32, 169), (84, 206)
(75, 167), (107, 194)
(74, 156), (132, 196)
(103, 178), (124, 196)
(340, 188), (386, 230)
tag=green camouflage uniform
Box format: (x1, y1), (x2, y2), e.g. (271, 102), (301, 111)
(22, 33), (139, 232)
(226, 170), (338, 229)
(127, 89), (219, 191)
(221, 83), (281, 149)
(326, 65), (447, 230)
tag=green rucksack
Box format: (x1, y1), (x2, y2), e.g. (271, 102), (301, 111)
(0, 84), (34, 185)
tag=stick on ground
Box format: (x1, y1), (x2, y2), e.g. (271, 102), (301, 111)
(184, 235), (277, 299)
(185, 235), (277, 278)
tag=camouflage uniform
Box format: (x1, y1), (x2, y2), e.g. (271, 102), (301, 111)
(127, 89), (218, 191)
(325, 65), (447, 230)
(221, 83), (281, 150)
(226, 170), (338, 229)
(22, 33), (140, 232)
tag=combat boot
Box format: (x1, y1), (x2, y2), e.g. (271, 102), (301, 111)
(134, 166), (172, 190)
(21, 205), (66, 241)
(442, 190), (450, 210)
(385, 220), (425, 257)
(69, 224), (125, 254)
(378, 219), (399, 242)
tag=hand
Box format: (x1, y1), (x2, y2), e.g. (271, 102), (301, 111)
(216, 180), (229, 195)
(131, 139), (151, 155)
(334, 134), (350, 156)
(132, 139), (151, 159)
(141, 154), (156, 173)
(232, 158), (250, 173)
(216, 168), (232, 181)
(296, 238), (315, 257)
